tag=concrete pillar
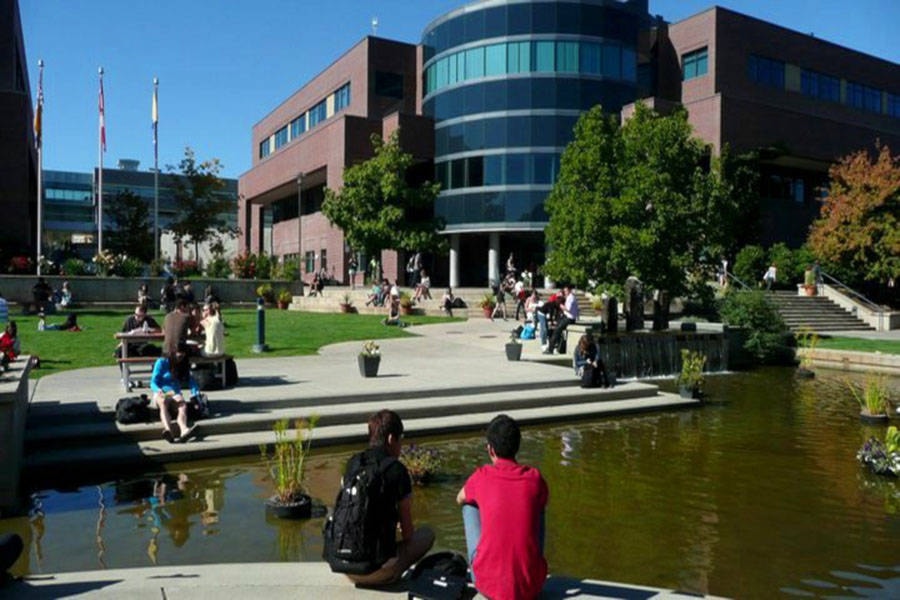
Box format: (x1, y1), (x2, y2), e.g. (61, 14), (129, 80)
(449, 234), (460, 289)
(488, 232), (500, 285)
(0, 358), (32, 515)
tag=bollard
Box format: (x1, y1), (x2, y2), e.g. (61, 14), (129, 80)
(252, 296), (269, 353)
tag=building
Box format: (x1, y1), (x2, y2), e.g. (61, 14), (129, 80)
(240, 0), (899, 287)
(238, 36), (433, 286)
(0, 0), (37, 264)
(42, 161), (238, 264)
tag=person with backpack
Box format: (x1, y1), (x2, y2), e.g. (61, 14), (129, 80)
(323, 409), (434, 586)
(150, 351), (200, 444)
(456, 414), (548, 600)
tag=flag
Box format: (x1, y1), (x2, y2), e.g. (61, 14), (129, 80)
(99, 76), (106, 153)
(34, 68), (43, 149)
(152, 81), (158, 163)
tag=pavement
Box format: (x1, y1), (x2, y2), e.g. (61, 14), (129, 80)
(7, 317), (725, 598)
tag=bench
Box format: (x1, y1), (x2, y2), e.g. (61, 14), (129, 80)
(116, 354), (233, 392)
(190, 354), (233, 390)
(116, 357), (158, 392)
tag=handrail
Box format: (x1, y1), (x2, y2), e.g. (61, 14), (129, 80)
(820, 271), (883, 314)
(724, 270), (752, 290)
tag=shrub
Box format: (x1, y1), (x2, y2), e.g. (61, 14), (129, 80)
(205, 257), (231, 279)
(255, 253), (274, 280)
(171, 259), (201, 277)
(718, 289), (793, 364)
(117, 256), (145, 278)
(8, 255), (34, 274)
(256, 283), (275, 303)
(150, 258), (167, 277)
(733, 245), (767, 288)
(63, 258), (88, 276)
(231, 252), (257, 279)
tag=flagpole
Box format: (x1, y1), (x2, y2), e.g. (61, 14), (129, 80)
(35, 59), (44, 275)
(98, 67), (105, 255)
(153, 77), (159, 263)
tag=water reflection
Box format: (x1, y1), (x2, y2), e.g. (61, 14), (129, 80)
(1, 368), (899, 598)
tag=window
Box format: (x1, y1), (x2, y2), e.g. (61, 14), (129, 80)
(556, 41), (578, 73)
(334, 83), (351, 111)
(465, 47), (484, 79)
(534, 41), (554, 72)
(304, 251), (315, 274)
(507, 41), (530, 74)
(682, 47), (708, 81)
(748, 55), (784, 89)
(602, 43), (621, 78)
(290, 115), (307, 139)
(259, 138), (271, 159)
(320, 249), (327, 273)
(800, 70), (839, 102)
(846, 81), (881, 113)
(580, 42), (601, 75)
(308, 100), (327, 127)
(485, 44), (505, 76)
(889, 93), (900, 118)
(274, 126), (289, 150)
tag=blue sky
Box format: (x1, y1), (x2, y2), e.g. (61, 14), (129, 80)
(21, 0), (899, 180)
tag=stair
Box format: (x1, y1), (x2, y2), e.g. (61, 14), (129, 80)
(768, 291), (875, 333)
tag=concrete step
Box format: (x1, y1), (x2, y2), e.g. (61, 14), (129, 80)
(25, 384), (693, 477)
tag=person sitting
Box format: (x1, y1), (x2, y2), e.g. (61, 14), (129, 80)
(365, 282), (382, 307)
(441, 288), (455, 317)
(545, 285), (578, 355)
(55, 280), (73, 308)
(524, 290), (540, 324)
(150, 351), (199, 444)
(384, 295), (402, 326)
(336, 410), (434, 586)
(160, 277), (178, 313)
(137, 283), (151, 309)
(116, 304), (162, 359)
(457, 414), (547, 600)
(32, 277), (53, 314)
(573, 334), (610, 388)
(413, 269), (432, 302)
(179, 280), (196, 305)
(199, 302), (225, 358)
(0, 321), (20, 363)
(308, 273), (322, 297)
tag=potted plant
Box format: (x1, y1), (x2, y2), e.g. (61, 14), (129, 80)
(857, 426), (900, 477)
(276, 288), (293, 310)
(848, 375), (890, 422)
(505, 329), (522, 361)
(260, 416), (318, 519)
(676, 349), (706, 399)
(400, 444), (442, 485)
(479, 293), (496, 318)
(358, 340), (381, 377)
(399, 291), (414, 315)
(256, 283), (276, 305)
(339, 292), (353, 313)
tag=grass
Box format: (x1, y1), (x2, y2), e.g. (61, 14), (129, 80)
(816, 337), (900, 355)
(10, 308), (459, 379)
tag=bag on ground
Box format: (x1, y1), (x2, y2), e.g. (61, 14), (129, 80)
(520, 323), (535, 340)
(115, 394), (153, 424)
(322, 451), (393, 574)
(188, 394), (210, 420)
(225, 358), (239, 387)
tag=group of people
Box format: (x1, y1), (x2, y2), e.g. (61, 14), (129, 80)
(327, 409), (548, 600)
(31, 277), (72, 313)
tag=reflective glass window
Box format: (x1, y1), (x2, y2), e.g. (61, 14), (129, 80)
(464, 10), (484, 42)
(602, 44), (621, 79)
(532, 3), (557, 33)
(748, 55), (784, 89)
(334, 83), (351, 110)
(535, 41), (555, 72)
(450, 159), (465, 189)
(447, 123), (465, 153)
(533, 153), (557, 184)
(622, 47), (637, 82)
(465, 47), (484, 79)
(426, 65), (436, 95)
(484, 155), (503, 185)
(556, 41), (578, 73)
(483, 79), (509, 112)
(448, 53), (458, 84)
(682, 47), (708, 80)
(436, 57), (449, 89)
(463, 84), (484, 114)
(484, 5), (507, 38)
(435, 161), (450, 190)
(506, 154), (530, 184)
(259, 138), (271, 159)
(506, 3), (531, 36)
(290, 115), (307, 139)
(463, 120), (485, 150)
(274, 126), (289, 149)
(467, 156), (484, 187)
(507, 116), (531, 147)
(484, 119), (507, 148)
(888, 93), (900, 118)
(530, 79), (558, 109)
(580, 42), (601, 75)
(485, 44), (506, 76)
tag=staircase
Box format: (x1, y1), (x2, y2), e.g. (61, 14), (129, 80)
(769, 291), (874, 332)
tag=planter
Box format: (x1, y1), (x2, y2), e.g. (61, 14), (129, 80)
(358, 354), (381, 378)
(277, 301), (289, 310)
(339, 303), (352, 314)
(505, 342), (522, 361)
(482, 306), (494, 318)
(803, 285), (816, 297)
(265, 493), (312, 520)
(860, 410), (889, 424)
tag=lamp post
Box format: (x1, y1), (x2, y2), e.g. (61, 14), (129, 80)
(252, 296), (269, 353)
(297, 172), (303, 286)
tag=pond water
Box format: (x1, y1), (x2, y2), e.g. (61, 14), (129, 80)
(3, 367), (900, 598)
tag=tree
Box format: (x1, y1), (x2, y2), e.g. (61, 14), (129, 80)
(544, 103), (752, 296)
(105, 190), (154, 262)
(322, 131), (444, 259)
(166, 147), (236, 262)
(808, 142), (899, 285)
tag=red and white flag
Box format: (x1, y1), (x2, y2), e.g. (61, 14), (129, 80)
(34, 67), (43, 149)
(99, 76), (106, 153)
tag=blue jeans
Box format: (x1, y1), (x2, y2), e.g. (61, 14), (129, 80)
(461, 504), (545, 585)
(536, 312), (549, 345)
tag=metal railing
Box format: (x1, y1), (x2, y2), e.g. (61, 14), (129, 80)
(820, 270), (887, 331)
(723, 270), (752, 291)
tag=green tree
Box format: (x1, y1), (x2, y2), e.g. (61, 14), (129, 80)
(105, 189), (154, 263)
(322, 131), (445, 259)
(808, 142), (899, 285)
(166, 147), (236, 262)
(544, 103), (753, 296)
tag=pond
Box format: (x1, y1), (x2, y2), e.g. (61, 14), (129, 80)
(2, 367), (899, 598)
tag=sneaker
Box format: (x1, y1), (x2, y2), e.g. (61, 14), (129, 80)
(177, 424), (198, 444)
(162, 429), (175, 444)
(540, 344), (549, 352)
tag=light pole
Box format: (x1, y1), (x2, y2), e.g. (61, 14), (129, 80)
(297, 172), (303, 284)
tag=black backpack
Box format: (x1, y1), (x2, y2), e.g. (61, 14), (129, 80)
(115, 394), (153, 424)
(322, 450), (394, 574)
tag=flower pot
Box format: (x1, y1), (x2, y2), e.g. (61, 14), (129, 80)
(277, 301), (289, 310)
(265, 493), (312, 520)
(860, 410), (889, 424)
(804, 285), (816, 297)
(482, 306), (493, 318)
(505, 342), (522, 361)
(358, 354), (380, 378)
(339, 303), (352, 313)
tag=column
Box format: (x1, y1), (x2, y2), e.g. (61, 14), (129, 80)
(488, 232), (500, 285)
(449, 234), (460, 289)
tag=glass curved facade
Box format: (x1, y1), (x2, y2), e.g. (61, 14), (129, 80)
(422, 0), (647, 231)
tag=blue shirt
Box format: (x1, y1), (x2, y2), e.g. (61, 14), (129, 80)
(150, 357), (199, 397)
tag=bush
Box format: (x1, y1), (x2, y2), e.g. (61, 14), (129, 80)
(205, 257), (231, 279)
(231, 252), (257, 279)
(255, 253), (274, 280)
(172, 260), (201, 277)
(273, 257), (302, 281)
(116, 257), (145, 278)
(733, 245), (767, 288)
(8, 255), (34, 274)
(63, 258), (88, 276)
(718, 289), (793, 364)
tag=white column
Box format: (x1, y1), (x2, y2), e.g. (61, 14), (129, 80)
(449, 234), (459, 289)
(488, 232), (500, 285)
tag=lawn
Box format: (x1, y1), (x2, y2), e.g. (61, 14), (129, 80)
(10, 308), (460, 379)
(815, 337), (900, 355)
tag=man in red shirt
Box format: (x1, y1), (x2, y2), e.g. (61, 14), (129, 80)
(456, 414), (548, 600)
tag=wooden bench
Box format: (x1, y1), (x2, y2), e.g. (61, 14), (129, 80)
(116, 354), (233, 392)
(190, 354), (233, 389)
